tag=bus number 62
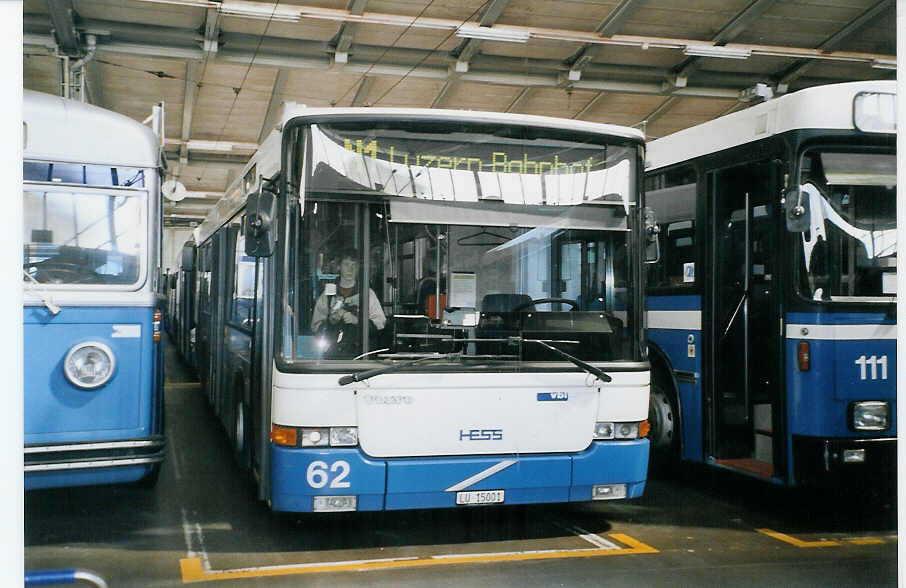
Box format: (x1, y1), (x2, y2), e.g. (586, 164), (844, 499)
(306, 460), (351, 489)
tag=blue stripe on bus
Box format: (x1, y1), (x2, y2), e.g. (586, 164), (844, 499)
(646, 295), (701, 311)
(269, 441), (649, 512)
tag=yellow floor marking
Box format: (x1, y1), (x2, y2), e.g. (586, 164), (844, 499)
(846, 537), (886, 545)
(179, 533), (658, 583)
(756, 528), (840, 548)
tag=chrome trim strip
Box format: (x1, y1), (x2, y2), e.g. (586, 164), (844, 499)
(785, 323), (897, 340)
(445, 459), (518, 492)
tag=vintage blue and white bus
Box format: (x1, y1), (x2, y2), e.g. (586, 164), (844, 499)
(644, 81), (896, 487)
(190, 106), (651, 512)
(23, 90), (166, 489)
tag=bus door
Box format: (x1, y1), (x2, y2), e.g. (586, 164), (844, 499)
(709, 161), (782, 478)
(196, 242), (213, 400)
(209, 226), (238, 421)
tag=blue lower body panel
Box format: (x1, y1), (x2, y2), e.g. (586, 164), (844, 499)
(269, 440), (649, 512)
(26, 465), (152, 490)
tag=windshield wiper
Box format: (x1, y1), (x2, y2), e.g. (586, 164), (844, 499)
(511, 337), (612, 383)
(338, 352), (462, 386)
(22, 270), (62, 315)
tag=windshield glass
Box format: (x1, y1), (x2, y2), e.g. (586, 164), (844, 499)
(280, 120), (640, 366)
(797, 149), (896, 302)
(23, 184), (147, 286)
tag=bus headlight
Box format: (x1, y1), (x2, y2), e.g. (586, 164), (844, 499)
(64, 342), (116, 389)
(299, 427), (359, 447)
(594, 421), (648, 440)
(329, 427), (358, 446)
(300, 428), (330, 447)
(851, 401), (890, 431)
(594, 422), (615, 439)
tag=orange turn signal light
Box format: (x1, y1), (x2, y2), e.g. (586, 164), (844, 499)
(639, 420), (651, 438)
(270, 425), (297, 447)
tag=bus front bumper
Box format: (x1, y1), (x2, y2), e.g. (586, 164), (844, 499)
(25, 435), (166, 489)
(269, 439), (649, 513)
(792, 436), (895, 488)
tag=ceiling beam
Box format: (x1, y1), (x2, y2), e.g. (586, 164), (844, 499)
(23, 16), (893, 103)
(258, 68), (288, 143)
(179, 60), (200, 168)
(203, 6), (220, 60)
(573, 92), (606, 120)
(565, 0), (644, 75)
(775, 0), (893, 92)
(330, 0), (368, 64)
(673, 0), (778, 83)
(453, 0), (510, 68)
(505, 87), (532, 113)
(44, 0), (81, 56)
(350, 75), (374, 106)
(638, 95), (679, 132)
(431, 78), (455, 108)
(26, 12), (894, 68)
(442, 0), (510, 107)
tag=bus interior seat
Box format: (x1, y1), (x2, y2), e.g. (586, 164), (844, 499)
(481, 293), (534, 313)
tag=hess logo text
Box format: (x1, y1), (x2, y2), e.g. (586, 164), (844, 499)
(459, 429), (503, 441)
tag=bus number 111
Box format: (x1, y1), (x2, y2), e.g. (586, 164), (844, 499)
(854, 355), (888, 381)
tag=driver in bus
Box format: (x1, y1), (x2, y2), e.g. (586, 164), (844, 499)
(311, 248), (386, 354)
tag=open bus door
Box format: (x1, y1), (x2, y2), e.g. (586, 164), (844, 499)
(709, 160), (783, 479)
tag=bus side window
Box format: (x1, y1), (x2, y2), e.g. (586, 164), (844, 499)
(644, 166), (697, 289)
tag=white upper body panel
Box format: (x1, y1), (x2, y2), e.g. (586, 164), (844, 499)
(646, 80), (896, 172)
(23, 90), (159, 168)
(272, 368), (649, 458)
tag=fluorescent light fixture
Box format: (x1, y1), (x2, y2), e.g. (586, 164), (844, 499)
(683, 44), (751, 60)
(219, 1), (301, 23)
(871, 58), (897, 70)
(457, 24), (530, 43)
(186, 140), (234, 152)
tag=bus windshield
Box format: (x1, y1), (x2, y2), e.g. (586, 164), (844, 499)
(797, 150), (897, 302)
(23, 185), (147, 286)
(280, 120), (640, 366)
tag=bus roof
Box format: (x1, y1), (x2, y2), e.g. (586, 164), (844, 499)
(280, 105), (646, 143)
(646, 80), (896, 172)
(23, 90), (160, 168)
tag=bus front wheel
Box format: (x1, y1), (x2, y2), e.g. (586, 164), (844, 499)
(233, 399), (253, 479)
(648, 384), (678, 466)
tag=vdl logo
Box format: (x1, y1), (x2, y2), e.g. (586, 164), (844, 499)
(459, 429), (504, 441)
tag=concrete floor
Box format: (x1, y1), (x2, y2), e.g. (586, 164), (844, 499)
(24, 339), (897, 587)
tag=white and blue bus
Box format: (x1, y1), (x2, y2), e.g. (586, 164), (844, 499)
(644, 81), (896, 487)
(188, 106), (651, 512)
(23, 90), (166, 489)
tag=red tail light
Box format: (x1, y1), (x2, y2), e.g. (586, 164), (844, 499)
(797, 340), (810, 371)
(153, 309), (162, 343)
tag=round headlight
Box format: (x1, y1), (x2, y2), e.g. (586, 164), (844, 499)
(64, 342), (116, 389)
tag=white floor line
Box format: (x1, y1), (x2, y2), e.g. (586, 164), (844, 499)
(181, 508), (212, 572)
(169, 442), (182, 481)
(552, 521), (621, 550)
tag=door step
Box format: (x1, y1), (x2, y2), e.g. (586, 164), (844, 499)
(712, 458), (774, 478)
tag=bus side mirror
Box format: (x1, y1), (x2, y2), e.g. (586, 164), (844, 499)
(785, 187), (810, 232)
(244, 189), (277, 257)
(644, 206), (660, 264)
